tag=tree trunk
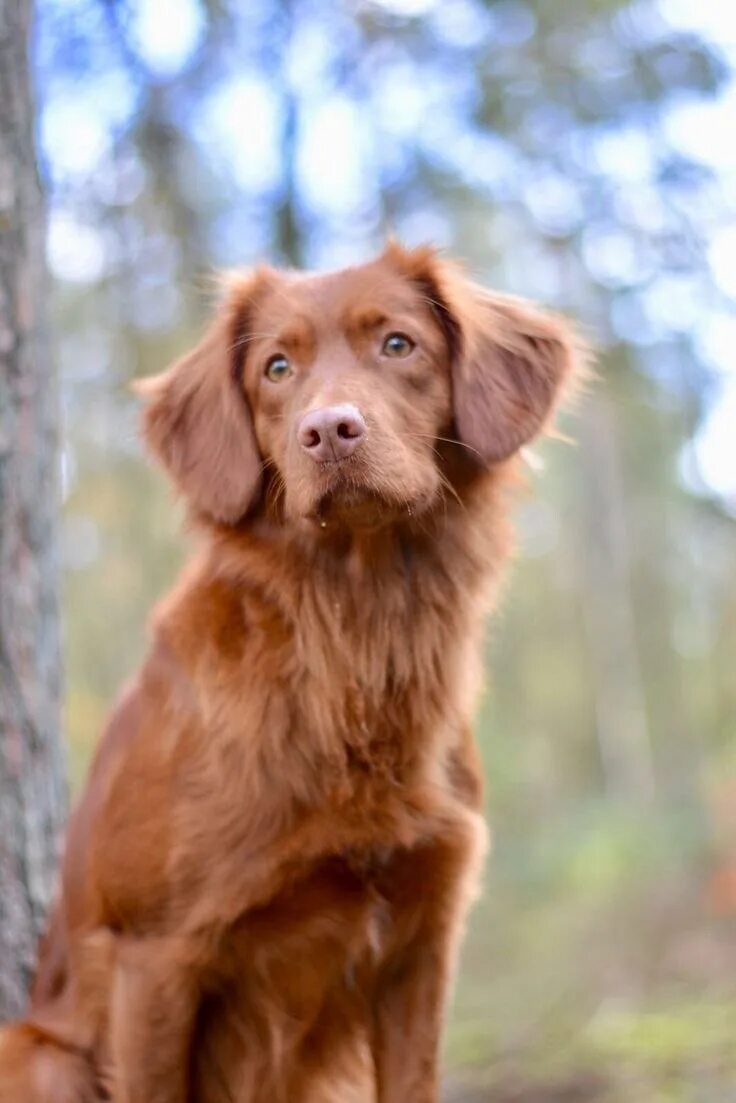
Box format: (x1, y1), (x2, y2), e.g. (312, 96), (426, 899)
(0, 0), (66, 1020)
(576, 389), (655, 803)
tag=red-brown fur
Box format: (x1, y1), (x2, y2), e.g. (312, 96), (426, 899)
(0, 244), (580, 1102)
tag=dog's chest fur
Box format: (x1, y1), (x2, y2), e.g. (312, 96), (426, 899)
(169, 517), (498, 802)
(147, 511), (499, 929)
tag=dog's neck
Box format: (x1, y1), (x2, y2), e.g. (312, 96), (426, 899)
(205, 463), (514, 609)
(156, 467), (517, 808)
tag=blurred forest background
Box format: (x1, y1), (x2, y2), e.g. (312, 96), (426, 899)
(36, 0), (736, 1098)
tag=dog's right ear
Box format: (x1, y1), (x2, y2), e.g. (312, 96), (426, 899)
(135, 272), (270, 524)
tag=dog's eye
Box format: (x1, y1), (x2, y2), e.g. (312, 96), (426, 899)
(265, 354), (292, 382)
(382, 333), (415, 358)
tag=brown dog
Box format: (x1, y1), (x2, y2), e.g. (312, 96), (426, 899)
(0, 243), (580, 1102)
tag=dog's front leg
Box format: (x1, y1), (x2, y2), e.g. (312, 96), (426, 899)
(107, 934), (203, 1103)
(373, 929), (450, 1103)
(372, 817), (487, 1103)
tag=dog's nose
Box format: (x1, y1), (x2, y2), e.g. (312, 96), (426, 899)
(297, 404), (366, 462)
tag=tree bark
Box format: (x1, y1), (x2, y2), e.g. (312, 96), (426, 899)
(0, 0), (66, 1020)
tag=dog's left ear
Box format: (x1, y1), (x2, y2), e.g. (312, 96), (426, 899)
(390, 245), (582, 464)
(448, 286), (580, 464)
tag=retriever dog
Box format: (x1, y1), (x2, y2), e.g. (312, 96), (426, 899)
(0, 243), (580, 1102)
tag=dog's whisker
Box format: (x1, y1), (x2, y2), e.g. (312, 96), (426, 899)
(402, 431), (484, 461)
(226, 332), (281, 355)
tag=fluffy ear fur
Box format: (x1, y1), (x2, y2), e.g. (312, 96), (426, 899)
(135, 275), (267, 523)
(386, 243), (582, 464)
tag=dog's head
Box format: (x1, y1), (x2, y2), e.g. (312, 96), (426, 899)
(138, 244), (580, 528)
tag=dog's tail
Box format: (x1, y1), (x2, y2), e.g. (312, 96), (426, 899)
(0, 1022), (98, 1103)
(0, 926), (115, 1102)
